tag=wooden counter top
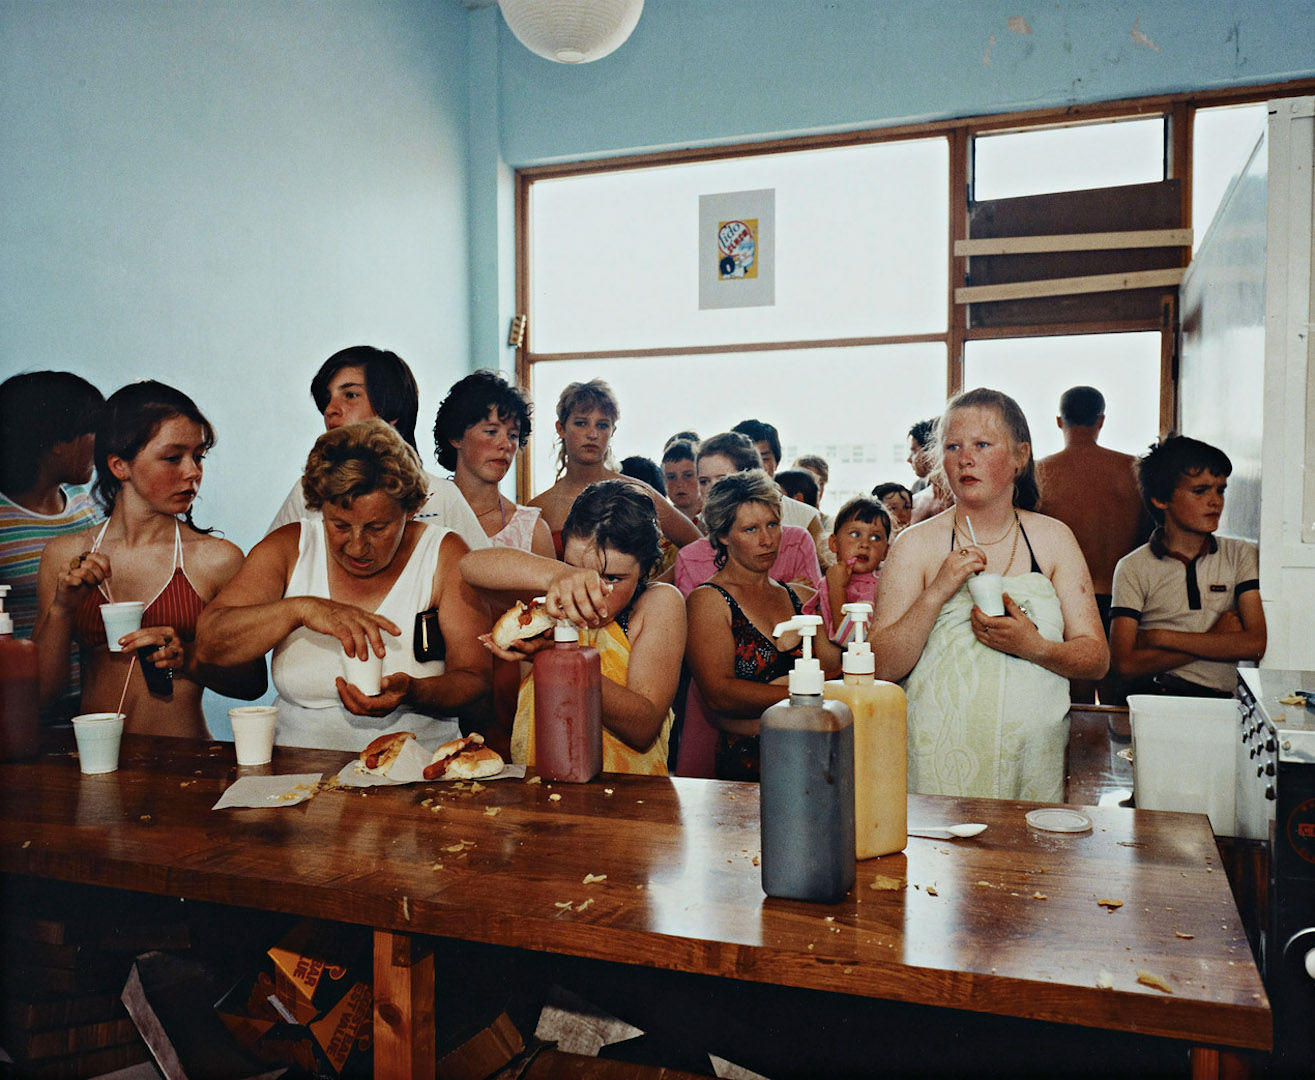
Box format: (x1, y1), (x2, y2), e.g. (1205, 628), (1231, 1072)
(0, 732), (1271, 1060)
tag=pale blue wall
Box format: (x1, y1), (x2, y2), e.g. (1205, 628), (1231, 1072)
(1, 0), (472, 559)
(491, 0), (1315, 164)
(1, 0), (472, 735)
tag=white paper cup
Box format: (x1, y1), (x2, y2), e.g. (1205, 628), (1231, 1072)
(229, 706), (278, 766)
(346, 652), (383, 696)
(72, 712), (125, 774)
(967, 572), (1005, 617)
(99, 602), (144, 652)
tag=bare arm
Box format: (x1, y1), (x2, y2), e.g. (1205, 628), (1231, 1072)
(1110, 615), (1190, 678)
(870, 526), (984, 681)
(530, 515), (557, 560)
(597, 583), (685, 751)
(461, 546), (615, 626)
(194, 526), (401, 666)
(1138, 591), (1266, 663)
(685, 586), (788, 729)
(33, 531), (105, 705)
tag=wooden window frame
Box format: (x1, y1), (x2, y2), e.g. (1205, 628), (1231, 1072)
(514, 78), (1315, 500)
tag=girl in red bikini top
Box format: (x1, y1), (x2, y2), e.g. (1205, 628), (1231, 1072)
(33, 382), (265, 739)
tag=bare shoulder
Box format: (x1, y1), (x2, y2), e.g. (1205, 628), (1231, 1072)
(636, 581), (684, 618)
(42, 526), (97, 563)
(527, 483), (559, 511)
(889, 512), (951, 564)
(437, 528), (472, 561)
(1020, 510), (1078, 546)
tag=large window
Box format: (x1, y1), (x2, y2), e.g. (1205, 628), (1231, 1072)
(519, 87), (1286, 503)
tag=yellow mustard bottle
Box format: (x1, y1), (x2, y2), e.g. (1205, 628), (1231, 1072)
(823, 602), (907, 858)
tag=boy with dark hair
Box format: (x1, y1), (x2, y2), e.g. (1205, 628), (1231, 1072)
(660, 439), (701, 521)
(1110, 436), (1266, 698)
(731, 418), (781, 477)
(774, 467), (819, 508)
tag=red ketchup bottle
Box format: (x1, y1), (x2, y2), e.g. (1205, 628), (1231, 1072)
(533, 614), (602, 782)
(0, 585), (40, 761)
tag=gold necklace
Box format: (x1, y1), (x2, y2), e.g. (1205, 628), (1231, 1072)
(954, 511), (1015, 546)
(957, 512), (1021, 574)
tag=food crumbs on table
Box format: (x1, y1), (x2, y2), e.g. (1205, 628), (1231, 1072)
(21, 840), (30, 849)
(825, 916), (834, 922)
(401, 896), (410, 922)
(484, 806), (501, 817)
(583, 873), (607, 884)
(869, 875), (906, 891)
(1175, 931), (1195, 939)
(604, 788), (614, 795)
(1136, 970), (1174, 994)
(1279, 693), (1305, 706)
(752, 856), (760, 866)
(1097, 898), (1124, 910)
(807, 944), (814, 951)
(926, 884), (939, 897)
(527, 776), (542, 784)
(555, 901), (574, 911)
(139, 815), (151, 822)
(844, 967), (853, 974)
(549, 793), (562, 802)
(578, 898), (594, 911)
(636, 800), (644, 804)
(1032, 892), (1048, 900)
(431, 862), (443, 871)
(1097, 971), (1114, 989)
(471, 782), (485, 793)
(420, 798), (433, 807)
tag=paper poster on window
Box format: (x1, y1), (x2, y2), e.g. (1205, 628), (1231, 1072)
(699, 188), (775, 310)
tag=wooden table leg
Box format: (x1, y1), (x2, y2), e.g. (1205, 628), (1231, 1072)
(374, 929), (435, 1080)
(1190, 1046), (1252, 1080)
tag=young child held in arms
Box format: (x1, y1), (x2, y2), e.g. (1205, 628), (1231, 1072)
(806, 496), (891, 645)
(1109, 436), (1266, 698)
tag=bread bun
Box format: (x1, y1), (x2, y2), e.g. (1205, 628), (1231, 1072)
(490, 599), (554, 650)
(423, 732), (505, 781)
(359, 731), (414, 776)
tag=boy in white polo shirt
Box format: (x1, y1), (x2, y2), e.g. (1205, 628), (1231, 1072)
(1110, 436), (1266, 698)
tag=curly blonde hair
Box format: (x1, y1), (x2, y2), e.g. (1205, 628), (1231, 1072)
(301, 418), (428, 514)
(701, 469), (781, 570)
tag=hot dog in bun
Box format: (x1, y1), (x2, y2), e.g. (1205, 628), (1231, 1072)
(423, 733), (505, 781)
(358, 731), (415, 776)
(490, 597), (554, 650)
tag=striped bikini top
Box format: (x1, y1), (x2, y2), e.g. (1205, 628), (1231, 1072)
(73, 519), (207, 646)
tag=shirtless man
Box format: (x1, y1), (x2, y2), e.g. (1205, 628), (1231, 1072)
(1035, 386), (1151, 702)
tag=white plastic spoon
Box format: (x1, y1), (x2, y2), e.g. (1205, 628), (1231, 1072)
(906, 823), (988, 840)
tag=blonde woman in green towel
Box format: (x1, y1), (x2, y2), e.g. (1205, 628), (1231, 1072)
(870, 388), (1107, 801)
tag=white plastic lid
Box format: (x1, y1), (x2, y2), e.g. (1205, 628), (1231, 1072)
(772, 614), (824, 695)
(553, 617), (579, 642)
(0, 584), (9, 633)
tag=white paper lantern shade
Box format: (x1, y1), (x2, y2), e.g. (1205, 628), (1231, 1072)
(498, 0), (644, 64)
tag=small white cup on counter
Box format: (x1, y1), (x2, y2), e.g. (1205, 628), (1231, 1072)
(72, 712), (126, 774)
(228, 706), (278, 766)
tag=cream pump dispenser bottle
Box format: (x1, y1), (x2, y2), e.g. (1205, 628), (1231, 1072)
(823, 602), (907, 858)
(759, 614), (856, 904)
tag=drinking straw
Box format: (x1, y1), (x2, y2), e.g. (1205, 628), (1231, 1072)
(965, 516), (979, 545)
(114, 656), (136, 723)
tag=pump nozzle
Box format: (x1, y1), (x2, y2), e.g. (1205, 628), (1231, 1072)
(839, 602), (874, 675)
(772, 614), (824, 695)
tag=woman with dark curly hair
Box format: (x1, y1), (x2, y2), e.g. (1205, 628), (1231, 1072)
(461, 480), (684, 774)
(196, 419), (489, 751)
(35, 381), (265, 737)
(682, 470), (842, 780)
(432, 370), (554, 557)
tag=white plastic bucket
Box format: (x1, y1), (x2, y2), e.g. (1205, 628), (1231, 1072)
(1128, 694), (1238, 835)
